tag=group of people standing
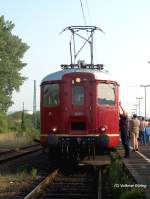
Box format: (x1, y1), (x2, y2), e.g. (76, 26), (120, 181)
(119, 111), (150, 158)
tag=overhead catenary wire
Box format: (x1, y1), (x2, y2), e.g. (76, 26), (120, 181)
(85, 0), (92, 25)
(79, 0), (87, 26)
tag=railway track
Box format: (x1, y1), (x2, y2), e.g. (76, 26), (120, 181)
(2, 148), (148, 199)
(1, 144), (149, 199)
(24, 165), (100, 199)
(0, 144), (42, 164)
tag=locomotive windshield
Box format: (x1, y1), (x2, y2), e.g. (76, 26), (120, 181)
(97, 83), (115, 106)
(43, 84), (59, 107)
(72, 85), (84, 106)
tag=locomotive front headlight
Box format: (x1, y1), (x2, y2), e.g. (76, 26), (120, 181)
(100, 127), (106, 132)
(75, 77), (81, 83)
(52, 127), (57, 132)
(99, 125), (108, 133)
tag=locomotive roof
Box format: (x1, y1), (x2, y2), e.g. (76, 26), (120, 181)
(41, 69), (117, 83)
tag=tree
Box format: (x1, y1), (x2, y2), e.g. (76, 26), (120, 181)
(0, 15), (29, 112)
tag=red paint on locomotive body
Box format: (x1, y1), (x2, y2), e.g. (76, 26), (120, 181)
(40, 69), (120, 149)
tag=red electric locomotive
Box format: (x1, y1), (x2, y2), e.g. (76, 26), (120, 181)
(40, 26), (120, 160)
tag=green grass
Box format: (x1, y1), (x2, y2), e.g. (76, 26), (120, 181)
(0, 168), (38, 199)
(120, 189), (146, 199)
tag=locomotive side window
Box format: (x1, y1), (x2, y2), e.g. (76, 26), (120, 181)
(97, 83), (115, 106)
(43, 84), (59, 107)
(72, 86), (84, 106)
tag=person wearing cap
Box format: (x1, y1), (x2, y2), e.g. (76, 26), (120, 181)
(130, 114), (140, 151)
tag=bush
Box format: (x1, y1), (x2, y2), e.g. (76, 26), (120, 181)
(0, 113), (8, 133)
(30, 168), (38, 177)
(120, 189), (146, 199)
(7, 111), (40, 132)
(7, 118), (21, 132)
(25, 127), (40, 140)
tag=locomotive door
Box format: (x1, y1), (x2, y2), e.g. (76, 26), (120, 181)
(62, 73), (95, 134)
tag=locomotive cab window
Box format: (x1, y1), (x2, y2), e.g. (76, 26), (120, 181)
(43, 84), (59, 107)
(72, 85), (84, 106)
(97, 83), (115, 106)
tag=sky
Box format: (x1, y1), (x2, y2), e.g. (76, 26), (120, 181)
(1, 0), (150, 117)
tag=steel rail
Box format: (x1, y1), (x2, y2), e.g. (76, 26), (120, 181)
(24, 166), (101, 199)
(24, 169), (59, 199)
(0, 144), (42, 164)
